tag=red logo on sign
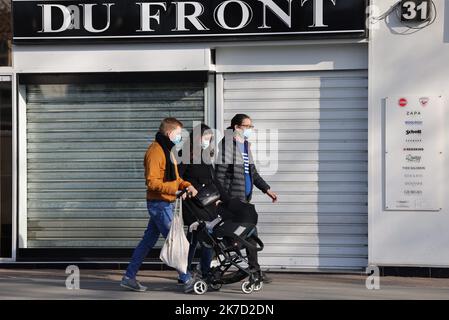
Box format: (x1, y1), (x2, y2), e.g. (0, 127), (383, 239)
(399, 98), (408, 107)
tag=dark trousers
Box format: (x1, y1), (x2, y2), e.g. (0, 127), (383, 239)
(246, 238), (260, 271)
(245, 228), (260, 271)
(187, 231), (214, 275)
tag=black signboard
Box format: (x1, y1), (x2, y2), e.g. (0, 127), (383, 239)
(400, 0), (431, 22)
(12, 0), (368, 43)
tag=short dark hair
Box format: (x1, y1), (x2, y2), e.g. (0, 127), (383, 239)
(228, 114), (251, 130)
(159, 117), (183, 133)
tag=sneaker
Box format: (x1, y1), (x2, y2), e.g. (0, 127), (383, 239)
(183, 277), (196, 293)
(120, 276), (147, 292)
(177, 272), (193, 285)
(261, 271), (272, 284)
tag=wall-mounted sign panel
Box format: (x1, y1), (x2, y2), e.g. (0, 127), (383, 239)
(385, 96), (444, 211)
(12, 0), (367, 43)
(401, 0), (431, 22)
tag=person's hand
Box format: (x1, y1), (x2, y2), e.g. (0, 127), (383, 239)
(186, 185), (198, 198)
(176, 190), (187, 200)
(266, 189), (278, 203)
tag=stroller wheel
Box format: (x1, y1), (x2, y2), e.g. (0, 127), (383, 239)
(209, 283), (222, 291)
(241, 281), (254, 294)
(254, 282), (263, 292)
(193, 280), (208, 295)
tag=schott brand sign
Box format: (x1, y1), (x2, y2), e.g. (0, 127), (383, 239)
(12, 0), (367, 42)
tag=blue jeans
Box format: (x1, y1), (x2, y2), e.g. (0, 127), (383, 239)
(125, 200), (191, 282)
(187, 231), (214, 276)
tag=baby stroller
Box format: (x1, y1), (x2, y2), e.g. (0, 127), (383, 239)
(181, 189), (265, 295)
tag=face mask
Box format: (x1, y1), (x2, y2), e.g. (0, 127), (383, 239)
(170, 133), (182, 145)
(243, 128), (253, 140)
(201, 140), (210, 150)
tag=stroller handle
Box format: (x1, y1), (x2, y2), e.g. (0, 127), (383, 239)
(252, 235), (264, 252)
(236, 234), (264, 252)
(176, 188), (190, 199)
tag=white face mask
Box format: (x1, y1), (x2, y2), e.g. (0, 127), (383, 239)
(201, 139), (210, 150)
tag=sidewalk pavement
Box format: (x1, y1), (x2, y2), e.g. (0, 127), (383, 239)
(0, 268), (448, 300)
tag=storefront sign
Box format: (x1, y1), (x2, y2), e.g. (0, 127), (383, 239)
(12, 0), (367, 42)
(385, 96), (444, 211)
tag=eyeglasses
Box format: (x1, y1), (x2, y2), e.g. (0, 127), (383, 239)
(240, 124), (255, 129)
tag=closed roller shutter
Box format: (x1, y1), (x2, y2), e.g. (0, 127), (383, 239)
(26, 82), (205, 248)
(223, 70), (368, 270)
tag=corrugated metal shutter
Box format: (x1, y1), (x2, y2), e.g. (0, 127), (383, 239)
(26, 82), (204, 248)
(223, 70), (368, 270)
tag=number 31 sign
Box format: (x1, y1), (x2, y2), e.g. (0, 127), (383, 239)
(401, 0), (431, 22)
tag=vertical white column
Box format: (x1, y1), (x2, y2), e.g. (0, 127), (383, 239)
(18, 85), (27, 249)
(215, 73), (224, 136)
(11, 72), (18, 260)
(205, 73), (216, 128)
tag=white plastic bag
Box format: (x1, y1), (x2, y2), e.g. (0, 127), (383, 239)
(159, 199), (190, 274)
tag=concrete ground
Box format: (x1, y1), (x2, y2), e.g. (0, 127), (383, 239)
(0, 268), (448, 300)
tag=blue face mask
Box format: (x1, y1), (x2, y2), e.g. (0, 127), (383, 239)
(171, 134), (182, 145)
(243, 128), (253, 140)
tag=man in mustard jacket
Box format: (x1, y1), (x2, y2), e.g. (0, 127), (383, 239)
(121, 118), (198, 292)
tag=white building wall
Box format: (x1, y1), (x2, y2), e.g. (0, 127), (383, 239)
(369, 0), (449, 267)
(13, 43), (212, 73)
(215, 43), (368, 73)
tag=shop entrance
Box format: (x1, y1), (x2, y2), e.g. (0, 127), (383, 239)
(19, 73), (207, 254)
(0, 75), (12, 258)
(221, 70), (368, 270)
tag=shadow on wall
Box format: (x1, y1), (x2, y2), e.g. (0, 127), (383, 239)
(383, 4), (405, 35)
(381, 98), (387, 215)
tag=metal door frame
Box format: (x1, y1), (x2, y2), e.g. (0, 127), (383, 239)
(0, 71), (16, 262)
